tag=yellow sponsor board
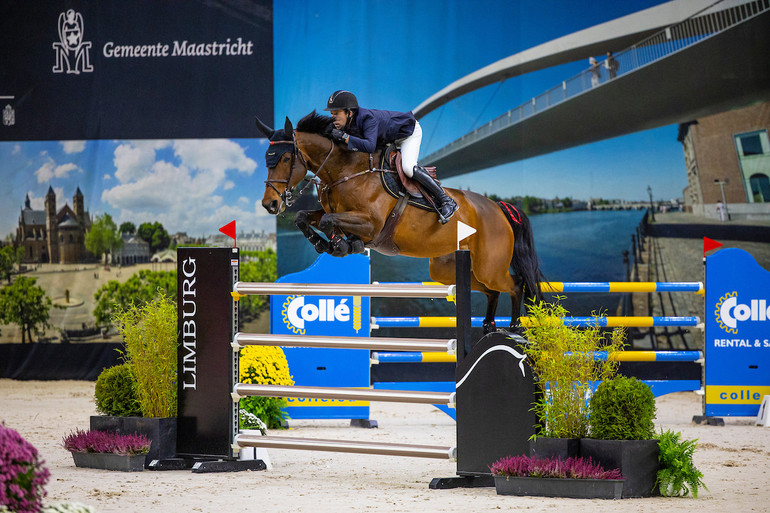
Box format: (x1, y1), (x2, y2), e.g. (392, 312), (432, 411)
(706, 385), (770, 404)
(285, 397), (369, 407)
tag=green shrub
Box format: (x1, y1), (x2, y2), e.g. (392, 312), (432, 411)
(523, 299), (625, 438)
(239, 345), (293, 429)
(94, 363), (141, 416)
(112, 294), (177, 418)
(589, 376), (656, 440)
(656, 429), (707, 497)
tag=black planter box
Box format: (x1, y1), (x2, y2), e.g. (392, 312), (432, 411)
(580, 438), (659, 498)
(494, 475), (624, 499)
(71, 452), (145, 472)
(528, 437), (580, 460)
(90, 416), (177, 468)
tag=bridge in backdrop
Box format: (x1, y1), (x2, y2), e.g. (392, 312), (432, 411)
(417, 0), (770, 177)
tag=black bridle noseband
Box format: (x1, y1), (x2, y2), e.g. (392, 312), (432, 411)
(264, 133), (337, 210)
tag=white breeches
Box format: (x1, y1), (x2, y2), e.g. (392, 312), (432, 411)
(398, 120), (422, 177)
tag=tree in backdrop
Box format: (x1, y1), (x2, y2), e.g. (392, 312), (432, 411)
(0, 246), (24, 284)
(239, 249), (277, 320)
(0, 276), (53, 343)
(93, 270), (177, 327)
(85, 213), (123, 264)
(522, 195), (543, 214)
(137, 222), (170, 254)
(119, 222), (136, 235)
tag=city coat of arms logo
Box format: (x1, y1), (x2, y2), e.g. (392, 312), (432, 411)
(2, 105), (14, 126)
(53, 9), (93, 74)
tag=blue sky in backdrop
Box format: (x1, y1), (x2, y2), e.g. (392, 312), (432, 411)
(274, 0), (685, 201)
(2, 0), (689, 240)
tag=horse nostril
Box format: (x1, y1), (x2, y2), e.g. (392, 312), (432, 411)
(263, 200), (278, 214)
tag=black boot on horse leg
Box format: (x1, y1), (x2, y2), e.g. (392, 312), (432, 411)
(508, 276), (526, 335)
(295, 210), (331, 254)
(482, 290), (501, 335)
(412, 166), (458, 224)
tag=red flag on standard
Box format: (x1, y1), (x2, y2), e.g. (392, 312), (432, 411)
(219, 220), (236, 247)
(703, 237), (722, 257)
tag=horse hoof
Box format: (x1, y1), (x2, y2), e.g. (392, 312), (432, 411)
(351, 239), (365, 254)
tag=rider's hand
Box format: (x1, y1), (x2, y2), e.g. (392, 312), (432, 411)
(330, 128), (348, 144)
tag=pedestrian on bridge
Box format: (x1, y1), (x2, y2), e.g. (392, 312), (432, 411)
(605, 51), (619, 79)
(589, 57), (601, 87)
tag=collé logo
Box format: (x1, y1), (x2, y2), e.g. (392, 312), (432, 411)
(53, 9), (93, 74)
(715, 291), (770, 334)
(281, 295), (360, 335)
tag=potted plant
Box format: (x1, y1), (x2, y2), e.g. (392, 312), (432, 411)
(656, 429), (707, 497)
(523, 299), (625, 459)
(0, 423), (50, 513)
(90, 294), (177, 467)
(582, 375), (660, 497)
(62, 429), (150, 472)
(489, 454), (624, 499)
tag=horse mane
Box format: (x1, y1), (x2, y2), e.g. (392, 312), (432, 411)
(297, 110), (334, 137)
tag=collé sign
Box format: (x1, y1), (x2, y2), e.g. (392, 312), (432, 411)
(270, 252), (371, 420)
(0, 1), (272, 140)
(705, 248), (770, 416)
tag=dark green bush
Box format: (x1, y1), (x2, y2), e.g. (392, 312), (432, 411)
(589, 376), (656, 440)
(94, 363), (142, 416)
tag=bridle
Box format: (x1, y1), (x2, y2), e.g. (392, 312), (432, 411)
(264, 132), (338, 209)
(263, 135), (310, 209)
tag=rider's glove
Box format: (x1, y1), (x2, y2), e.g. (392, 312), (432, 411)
(331, 129), (349, 144)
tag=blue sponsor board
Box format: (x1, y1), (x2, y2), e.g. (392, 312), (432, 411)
(270, 252), (371, 420)
(705, 248), (770, 416)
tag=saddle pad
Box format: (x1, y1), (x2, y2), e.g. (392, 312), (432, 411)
(379, 170), (435, 211)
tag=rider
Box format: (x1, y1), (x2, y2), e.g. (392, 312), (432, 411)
(323, 90), (458, 224)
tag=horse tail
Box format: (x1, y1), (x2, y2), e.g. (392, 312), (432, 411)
(497, 201), (545, 306)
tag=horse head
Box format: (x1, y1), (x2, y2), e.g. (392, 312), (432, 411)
(257, 116), (308, 214)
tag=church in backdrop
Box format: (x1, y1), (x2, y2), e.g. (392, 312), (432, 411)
(15, 186), (92, 264)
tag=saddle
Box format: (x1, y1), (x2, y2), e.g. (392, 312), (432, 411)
(365, 145), (442, 257)
(378, 144), (438, 212)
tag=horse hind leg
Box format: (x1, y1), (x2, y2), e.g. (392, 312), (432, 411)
(482, 290), (500, 335)
(509, 275), (525, 334)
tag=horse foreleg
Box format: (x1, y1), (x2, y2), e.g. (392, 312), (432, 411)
(295, 209), (332, 254)
(319, 212), (376, 257)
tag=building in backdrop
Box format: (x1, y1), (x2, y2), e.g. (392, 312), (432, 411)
(15, 186), (91, 263)
(679, 101), (770, 220)
(112, 233), (150, 265)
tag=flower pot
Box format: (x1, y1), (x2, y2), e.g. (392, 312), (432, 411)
(493, 475), (624, 499)
(579, 438), (659, 498)
(90, 416), (177, 468)
(71, 452), (145, 472)
(528, 437), (580, 460)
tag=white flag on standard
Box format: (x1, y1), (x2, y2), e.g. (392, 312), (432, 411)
(457, 221), (477, 250)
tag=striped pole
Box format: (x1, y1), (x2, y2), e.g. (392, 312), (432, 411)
(236, 433), (457, 460)
(378, 281), (703, 294)
(371, 350), (703, 364)
(233, 332), (456, 353)
(233, 282), (455, 299)
(370, 316), (701, 329)
(232, 383), (455, 405)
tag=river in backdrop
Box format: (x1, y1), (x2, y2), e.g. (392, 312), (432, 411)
(277, 209), (645, 339)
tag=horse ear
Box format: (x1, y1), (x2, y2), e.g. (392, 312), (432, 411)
(254, 116), (275, 138)
(284, 116), (293, 138)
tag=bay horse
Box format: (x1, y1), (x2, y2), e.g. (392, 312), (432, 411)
(258, 111), (544, 333)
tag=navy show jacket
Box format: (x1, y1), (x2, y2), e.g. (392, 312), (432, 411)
(345, 108), (416, 153)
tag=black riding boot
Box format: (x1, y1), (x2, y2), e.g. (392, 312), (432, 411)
(412, 166), (458, 224)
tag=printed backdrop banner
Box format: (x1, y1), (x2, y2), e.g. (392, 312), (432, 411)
(0, 1), (272, 140)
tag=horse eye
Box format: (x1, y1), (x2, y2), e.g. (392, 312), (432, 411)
(282, 155), (290, 162)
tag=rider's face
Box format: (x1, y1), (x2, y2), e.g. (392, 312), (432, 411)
(330, 110), (350, 129)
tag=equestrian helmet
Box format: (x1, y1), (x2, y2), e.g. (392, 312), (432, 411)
(324, 90), (358, 111)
